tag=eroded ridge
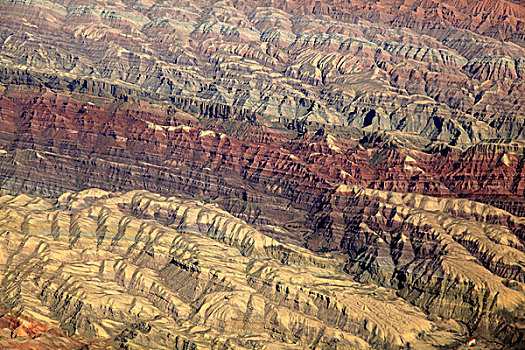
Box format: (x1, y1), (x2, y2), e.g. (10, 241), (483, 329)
(0, 0), (524, 146)
(0, 188), (479, 349)
(332, 185), (525, 345)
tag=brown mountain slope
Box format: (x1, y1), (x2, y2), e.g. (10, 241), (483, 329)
(0, 87), (523, 347)
(0, 0), (524, 145)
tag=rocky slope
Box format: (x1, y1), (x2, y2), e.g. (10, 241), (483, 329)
(0, 86), (523, 202)
(0, 0), (525, 348)
(0, 81), (524, 347)
(0, 0), (524, 145)
(0, 188), (523, 349)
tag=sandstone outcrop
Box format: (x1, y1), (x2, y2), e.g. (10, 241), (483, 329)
(0, 189), (482, 349)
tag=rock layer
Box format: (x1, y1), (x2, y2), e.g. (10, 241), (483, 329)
(0, 0), (525, 348)
(0, 84), (524, 347)
(0, 0), (524, 145)
(0, 189), (479, 349)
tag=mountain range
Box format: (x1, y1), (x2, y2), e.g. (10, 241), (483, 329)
(0, 0), (524, 349)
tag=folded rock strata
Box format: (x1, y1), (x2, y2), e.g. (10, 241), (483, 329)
(0, 0), (524, 348)
(0, 84), (523, 346)
(0, 0), (524, 146)
(0, 188), (479, 349)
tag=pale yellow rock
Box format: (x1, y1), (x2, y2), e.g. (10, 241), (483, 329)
(0, 189), (485, 349)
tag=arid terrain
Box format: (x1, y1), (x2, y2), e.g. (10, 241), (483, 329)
(0, 0), (524, 349)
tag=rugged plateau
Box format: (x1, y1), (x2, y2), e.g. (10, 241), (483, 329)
(0, 0), (524, 349)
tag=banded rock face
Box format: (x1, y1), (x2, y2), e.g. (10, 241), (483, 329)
(0, 0), (524, 145)
(0, 84), (524, 347)
(0, 87), (523, 203)
(0, 0), (525, 349)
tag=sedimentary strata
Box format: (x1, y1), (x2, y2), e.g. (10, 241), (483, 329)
(0, 0), (524, 348)
(0, 189), (483, 349)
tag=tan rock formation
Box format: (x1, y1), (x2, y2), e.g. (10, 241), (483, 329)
(0, 189), (481, 349)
